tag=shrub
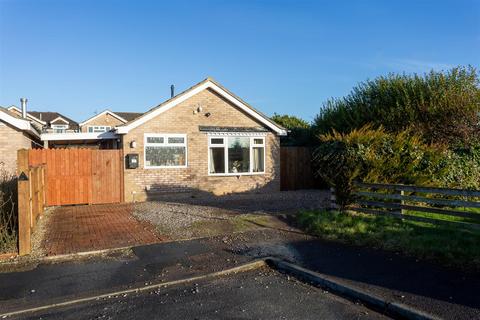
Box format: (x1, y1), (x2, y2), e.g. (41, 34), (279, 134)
(435, 145), (480, 190)
(314, 66), (480, 148)
(313, 126), (447, 207)
(271, 113), (315, 146)
(0, 165), (18, 254)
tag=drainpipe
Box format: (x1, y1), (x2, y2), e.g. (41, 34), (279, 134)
(20, 98), (28, 119)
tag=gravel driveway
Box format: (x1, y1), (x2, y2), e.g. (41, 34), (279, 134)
(133, 190), (328, 240)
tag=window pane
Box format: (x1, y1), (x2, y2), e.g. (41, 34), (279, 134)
(147, 137), (164, 144)
(145, 146), (186, 166)
(253, 147), (265, 172)
(228, 137), (250, 173)
(88, 127), (93, 133)
(210, 138), (224, 145)
(168, 137), (184, 144)
(209, 147), (225, 174)
(253, 138), (264, 145)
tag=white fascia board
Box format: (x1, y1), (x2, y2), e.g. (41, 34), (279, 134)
(116, 81), (287, 136)
(7, 106), (47, 125)
(79, 110), (128, 126)
(0, 110), (31, 130)
(0, 110), (40, 138)
(41, 131), (118, 141)
(50, 116), (69, 124)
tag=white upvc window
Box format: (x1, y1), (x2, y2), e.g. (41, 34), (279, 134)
(208, 136), (265, 175)
(51, 124), (68, 133)
(88, 126), (111, 133)
(144, 133), (187, 168)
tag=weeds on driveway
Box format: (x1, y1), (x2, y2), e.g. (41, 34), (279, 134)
(296, 210), (480, 271)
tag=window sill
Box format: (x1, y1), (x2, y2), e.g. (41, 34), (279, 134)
(144, 165), (188, 169)
(208, 172), (266, 177)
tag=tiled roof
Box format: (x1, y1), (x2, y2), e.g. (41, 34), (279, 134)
(114, 112), (143, 122)
(28, 111), (79, 130)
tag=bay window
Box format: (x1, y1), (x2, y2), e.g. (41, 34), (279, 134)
(209, 136), (265, 175)
(144, 134), (187, 168)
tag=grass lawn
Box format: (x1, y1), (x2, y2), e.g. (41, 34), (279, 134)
(296, 210), (480, 271)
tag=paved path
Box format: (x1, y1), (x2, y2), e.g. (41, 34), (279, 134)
(0, 229), (479, 319)
(41, 204), (162, 255)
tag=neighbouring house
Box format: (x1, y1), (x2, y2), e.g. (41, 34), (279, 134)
(79, 110), (142, 133)
(8, 106), (84, 149)
(115, 77), (287, 201)
(0, 102), (42, 175)
(7, 106), (79, 133)
(39, 110), (142, 149)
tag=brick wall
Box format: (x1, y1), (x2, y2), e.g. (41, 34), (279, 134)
(122, 88), (280, 202)
(0, 121), (34, 175)
(80, 113), (125, 132)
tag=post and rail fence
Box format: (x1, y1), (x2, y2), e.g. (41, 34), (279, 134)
(17, 149), (47, 255)
(330, 182), (480, 229)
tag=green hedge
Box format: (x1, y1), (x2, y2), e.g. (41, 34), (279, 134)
(314, 66), (480, 149)
(313, 126), (450, 207)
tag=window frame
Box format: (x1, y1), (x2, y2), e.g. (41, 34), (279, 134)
(51, 124), (68, 133)
(208, 135), (266, 176)
(144, 133), (188, 169)
(88, 125), (112, 133)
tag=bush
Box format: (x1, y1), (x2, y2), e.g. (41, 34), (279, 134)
(313, 126), (447, 207)
(435, 145), (480, 190)
(271, 113), (315, 146)
(0, 166), (18, 254)
(314, 66), (480, 148)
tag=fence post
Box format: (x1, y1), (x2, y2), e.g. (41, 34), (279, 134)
(17, 149), (32, 255)
(18, 171), (31, 255)
(330, 187), (338, 210)
(398, 189), (405, 215)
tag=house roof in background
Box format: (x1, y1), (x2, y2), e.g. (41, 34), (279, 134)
(79, 110), (143, 126)
(7, 106), (47, 125)
(114, 112), (143, 122)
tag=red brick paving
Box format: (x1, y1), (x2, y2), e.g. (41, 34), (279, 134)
(42, 203), (163, 256)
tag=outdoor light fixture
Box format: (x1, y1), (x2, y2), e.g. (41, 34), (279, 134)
(130, 140), (137, 148)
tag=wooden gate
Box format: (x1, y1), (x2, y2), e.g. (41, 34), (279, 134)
(28, 149), (123, 206)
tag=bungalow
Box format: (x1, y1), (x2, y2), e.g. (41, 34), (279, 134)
(115, 77), (287, 201)
(9, 78), (287, 202)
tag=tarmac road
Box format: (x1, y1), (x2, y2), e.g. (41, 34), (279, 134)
(19, 268), (387, 320)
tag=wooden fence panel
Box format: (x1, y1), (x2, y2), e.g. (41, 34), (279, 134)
(280, 147), (318, 191)
(27, 148), (123, 206)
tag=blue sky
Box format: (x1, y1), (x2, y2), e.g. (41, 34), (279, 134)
(0, 0), (479, 123)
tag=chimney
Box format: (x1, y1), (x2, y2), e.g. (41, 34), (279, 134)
(170, 85), (175, 98)
(20, 98), (28, 119)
